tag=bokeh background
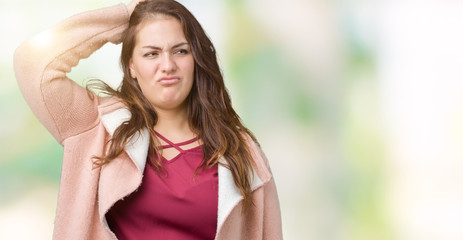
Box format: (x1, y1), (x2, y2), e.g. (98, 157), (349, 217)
(2, 0), (463, 239)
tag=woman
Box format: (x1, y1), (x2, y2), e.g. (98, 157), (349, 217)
(14, 0), (282, 239)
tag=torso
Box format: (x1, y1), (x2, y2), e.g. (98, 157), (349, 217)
(106, 132), (218, 240)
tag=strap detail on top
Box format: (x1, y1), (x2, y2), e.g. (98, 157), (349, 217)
(154, 130), (198, 152)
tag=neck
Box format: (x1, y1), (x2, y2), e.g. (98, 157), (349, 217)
(153, 105), (194, 142)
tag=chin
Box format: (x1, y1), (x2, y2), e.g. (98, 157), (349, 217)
(152, 100), (186, 111)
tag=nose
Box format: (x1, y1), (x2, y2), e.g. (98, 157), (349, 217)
(160, 53), (176, 73)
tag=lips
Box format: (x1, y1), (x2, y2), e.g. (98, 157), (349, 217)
(158, 76), (180, 85)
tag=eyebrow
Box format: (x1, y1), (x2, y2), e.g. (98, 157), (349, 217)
(142, 42), (189, 50)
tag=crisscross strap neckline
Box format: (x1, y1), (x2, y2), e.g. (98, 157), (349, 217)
(154, 130), (198, 153)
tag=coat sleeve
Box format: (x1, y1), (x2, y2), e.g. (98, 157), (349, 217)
(258, 149), (283, 239)
(13, 4), (130, 144)
(247, 136), (283, 239)
(262, 177), (283, 239)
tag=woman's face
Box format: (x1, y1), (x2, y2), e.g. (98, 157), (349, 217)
(130, 16), (195, 112)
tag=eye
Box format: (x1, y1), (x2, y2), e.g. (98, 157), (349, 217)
(143, 52), (159, 57)
(174, 49), (189, 55)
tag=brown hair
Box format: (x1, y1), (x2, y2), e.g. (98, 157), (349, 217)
(89, 0), (258, 210)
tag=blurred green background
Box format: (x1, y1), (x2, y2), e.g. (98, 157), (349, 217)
(2, 0), (463, 239)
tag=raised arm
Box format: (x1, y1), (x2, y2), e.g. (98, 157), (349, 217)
(13, 4), (130, 144)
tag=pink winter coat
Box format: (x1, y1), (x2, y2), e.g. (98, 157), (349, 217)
(14, 3), (282, 240)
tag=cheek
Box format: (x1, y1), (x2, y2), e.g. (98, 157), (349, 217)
(136, 81), (152, 103)
(135, 61), (157, 78)
(179, 57), (195, 79)
(133, 66), (155, 96)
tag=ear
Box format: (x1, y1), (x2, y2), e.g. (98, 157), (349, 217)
(129, 59), (137, 79)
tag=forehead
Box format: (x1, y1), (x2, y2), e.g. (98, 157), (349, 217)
(135, 16), (187, 46)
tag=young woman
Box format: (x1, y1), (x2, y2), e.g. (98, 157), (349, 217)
(14, 0), (282, 239)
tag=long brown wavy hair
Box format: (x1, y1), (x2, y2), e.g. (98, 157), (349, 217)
(89, 0), (259, 210)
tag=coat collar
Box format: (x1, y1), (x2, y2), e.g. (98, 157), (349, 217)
(217, 158), (264, 231)
(99, 106), (268, 233)
(100, 107), (149, 173)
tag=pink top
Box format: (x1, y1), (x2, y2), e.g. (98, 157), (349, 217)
(107, 132), (218, 240)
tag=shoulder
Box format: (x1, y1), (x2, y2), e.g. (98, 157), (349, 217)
(96, 96), (133, 135)
(242, 133), (273, 182)
(98, 96), (127, 114)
